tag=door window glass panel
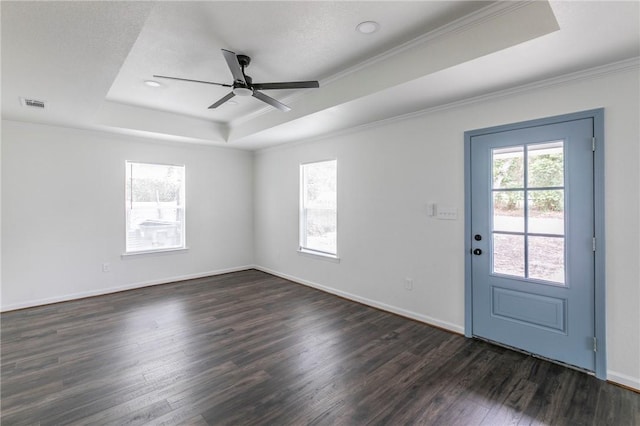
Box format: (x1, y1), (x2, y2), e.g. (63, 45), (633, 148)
(493, 146), (524, 189)
(528, 190), (564, 235)
(493, 191), (524, 233)
(493, 234), (525, 277)
(528, 236), (565, 283)
(527, 142), (564, 188)
(490, 141), (567, 284)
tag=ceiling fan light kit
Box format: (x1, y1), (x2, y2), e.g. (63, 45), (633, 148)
(232, 87), (253, 97)
(153, 49), (319, 113)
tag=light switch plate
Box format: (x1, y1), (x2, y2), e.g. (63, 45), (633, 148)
(436, 206), (457, 220)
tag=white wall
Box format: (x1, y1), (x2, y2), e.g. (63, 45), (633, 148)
(1, 121), (254, 310)
(253, 66), (640, 389)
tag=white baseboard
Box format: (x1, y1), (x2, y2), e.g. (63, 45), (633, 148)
(607, 371), (640, 392)
(0, 265), (254, 312)
(254, 265), (465, 335)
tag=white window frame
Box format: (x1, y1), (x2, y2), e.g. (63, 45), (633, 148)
(299, 159), (338, 260)
(124, 161), (186, 256)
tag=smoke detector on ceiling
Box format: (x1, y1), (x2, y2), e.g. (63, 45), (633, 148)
(20, 97), (47, 109)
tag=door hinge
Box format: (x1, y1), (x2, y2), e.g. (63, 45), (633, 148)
(593, 337), (597, 352)
(592, 137), (596, 151)
(592, 237), (596, 252)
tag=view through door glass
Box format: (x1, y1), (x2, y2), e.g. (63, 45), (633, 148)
(492, 141), (565, 283)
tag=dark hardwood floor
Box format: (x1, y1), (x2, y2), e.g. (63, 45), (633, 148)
(1, 269), (638, 425)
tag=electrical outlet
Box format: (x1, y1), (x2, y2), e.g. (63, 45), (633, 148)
(404, 278), (413, 291)
(102, 263), (110, 273)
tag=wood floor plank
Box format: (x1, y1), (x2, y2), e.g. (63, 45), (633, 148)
(480, 378), (539, 425)
(2, 269), (638, 425)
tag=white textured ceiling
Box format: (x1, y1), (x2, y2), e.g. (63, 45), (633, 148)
(106, 1), (490, 123)
(1, 1), (154, 131)
(2, 1), (639, 150)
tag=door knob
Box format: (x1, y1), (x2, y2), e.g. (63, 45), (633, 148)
(473, 248), (482, 255)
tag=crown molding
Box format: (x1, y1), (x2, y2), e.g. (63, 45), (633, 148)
(320, 1), (533, 88)
(397, 56), (640, 122)
(255, 57), (639, 154)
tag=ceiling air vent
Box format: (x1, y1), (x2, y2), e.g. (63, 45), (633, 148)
(20, 97), (46, 109)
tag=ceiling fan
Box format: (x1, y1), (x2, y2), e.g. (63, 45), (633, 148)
(153, 49), (319, 112)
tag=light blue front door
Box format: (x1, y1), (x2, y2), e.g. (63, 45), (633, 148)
(470, 117), (595, 371)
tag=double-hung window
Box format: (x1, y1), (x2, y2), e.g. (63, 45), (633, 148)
(299, 159), (337, 257)
(125, 161), (185, 254)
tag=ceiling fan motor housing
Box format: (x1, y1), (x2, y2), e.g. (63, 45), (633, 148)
(233, 74), (253, 96)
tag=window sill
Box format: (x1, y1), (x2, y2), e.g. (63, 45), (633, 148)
(297, 248), (340, 263)
(121, 247), (189, 258)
